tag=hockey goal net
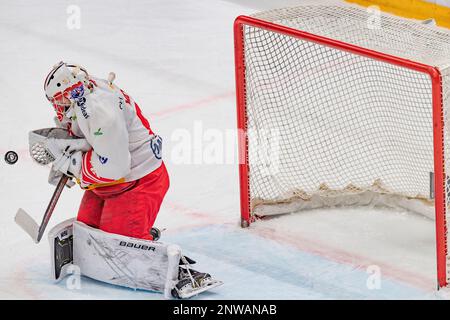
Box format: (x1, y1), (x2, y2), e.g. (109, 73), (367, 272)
(234, 4), (450, 287)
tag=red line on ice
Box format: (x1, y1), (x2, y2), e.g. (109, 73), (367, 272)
(150, 91), (234, 117)
(252, 226), (435, 292)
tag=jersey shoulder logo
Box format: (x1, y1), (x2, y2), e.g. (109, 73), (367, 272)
(150, 135), (163, 160)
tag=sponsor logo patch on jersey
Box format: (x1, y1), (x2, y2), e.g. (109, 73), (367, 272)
(98, 155), (108, 164)
(70, 84), (85, 99)
(76, 97), (89, 119)
(94, 128), (103, 136)
(118, 96), (124, 110)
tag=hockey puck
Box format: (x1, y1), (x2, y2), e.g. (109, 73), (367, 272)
(4, 151), (18, 165)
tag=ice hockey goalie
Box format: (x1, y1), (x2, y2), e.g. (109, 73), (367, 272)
(43, 61), (168, 240)
(30, 61), (222, 298)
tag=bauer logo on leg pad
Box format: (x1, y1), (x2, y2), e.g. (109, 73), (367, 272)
(119, 241), (156, 252)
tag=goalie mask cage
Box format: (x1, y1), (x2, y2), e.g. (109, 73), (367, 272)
(234, 4), (450, 288)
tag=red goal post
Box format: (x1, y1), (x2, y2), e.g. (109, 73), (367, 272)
(234, 8), (448, 287)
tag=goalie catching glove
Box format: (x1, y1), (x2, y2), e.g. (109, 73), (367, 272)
(29, 128), (91, 187)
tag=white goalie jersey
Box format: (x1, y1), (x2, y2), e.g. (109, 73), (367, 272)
(57, 77), (163, 189)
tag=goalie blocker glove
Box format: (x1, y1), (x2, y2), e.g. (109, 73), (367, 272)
(28, 128), (91, 185)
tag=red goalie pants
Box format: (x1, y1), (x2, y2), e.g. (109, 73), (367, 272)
(76, 162), (169, 240)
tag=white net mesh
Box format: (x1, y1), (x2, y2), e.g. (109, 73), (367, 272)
(242, 5), (450, 214)
(237, 4), (450, 281)
(245, 27), (436, 215)
(251, 5), (450, 67)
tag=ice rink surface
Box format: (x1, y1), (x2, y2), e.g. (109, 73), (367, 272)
(0, 0), (448, 299)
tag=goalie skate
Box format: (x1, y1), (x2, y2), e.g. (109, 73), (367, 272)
(171, 264), (223, 299)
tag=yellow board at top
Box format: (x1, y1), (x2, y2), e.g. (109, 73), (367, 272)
(346, 0), (450, 29)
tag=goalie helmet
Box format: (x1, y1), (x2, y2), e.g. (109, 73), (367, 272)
(44, 61), (90, 121)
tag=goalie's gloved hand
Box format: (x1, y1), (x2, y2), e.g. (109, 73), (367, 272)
(44, 137), (90, 165)
(49, 144), (84, 180)
(29, 128), (90, 166)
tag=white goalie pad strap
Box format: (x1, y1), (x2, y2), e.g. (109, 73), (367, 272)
(165, 245), (182, 298)
(72, 221), (181, 298)
(48, 218), (76, 281)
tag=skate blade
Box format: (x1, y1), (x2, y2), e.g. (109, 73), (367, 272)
(15, 208), (39, 243)
(177, 280), (223, 299)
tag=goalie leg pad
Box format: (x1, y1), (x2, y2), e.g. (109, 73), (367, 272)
(73, 220), (180, 297)
(48, 220), (223, 298)
(48, 219), (181, 298)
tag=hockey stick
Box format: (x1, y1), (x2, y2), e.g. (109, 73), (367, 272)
(15, 175), (69, 243)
